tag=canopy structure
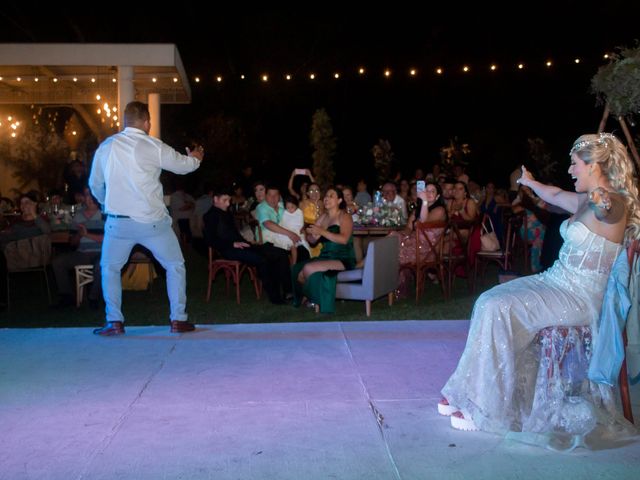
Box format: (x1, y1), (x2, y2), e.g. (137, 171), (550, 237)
(0, 44), (192, 195)
(0, 43), (191, 136)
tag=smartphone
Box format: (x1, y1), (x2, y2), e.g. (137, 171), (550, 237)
(295, 168), (306, 175)
(417, 180), (426, 193)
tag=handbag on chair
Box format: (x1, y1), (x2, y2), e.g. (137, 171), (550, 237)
(480, 215), (500, 252)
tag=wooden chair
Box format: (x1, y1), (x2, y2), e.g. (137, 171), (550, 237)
(205, 247), (261, 304)
(410, 221), (447, 302)
(535, 240), (638, 424)
(74, 264), (94, 307)
(4, 234), (52, 309)
(441, 221), (473, 296)
(473, 214), (517, 291)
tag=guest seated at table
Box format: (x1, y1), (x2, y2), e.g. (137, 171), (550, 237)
(203, 186), (288, 305)
(42, 189), (71, 228)
(391, 182), (447, 297)
(382, 181), (407, 223)
(512, 185), (547, 273)
(0, 192), (51, 247)
(0, 192), (51, 306)
(354, 179), (372, 206)
(230, 183), (248, 211)
(249, 181), (266, 215)
(341, 186), (358, 214)
(292, 186), (355, 313)
(479, 181), (504, 246)
(52, 188), (104, 308)
(446, 180), (480, 273)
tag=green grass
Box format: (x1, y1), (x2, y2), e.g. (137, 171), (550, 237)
(1, 248), (503, 328)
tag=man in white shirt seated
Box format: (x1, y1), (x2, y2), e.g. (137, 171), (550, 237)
(382, 181), (407, 223)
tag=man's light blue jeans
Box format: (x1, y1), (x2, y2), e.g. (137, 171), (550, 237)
(101, 216), (187, 322)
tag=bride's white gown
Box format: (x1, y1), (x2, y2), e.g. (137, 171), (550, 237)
(442, 219), (636, 449)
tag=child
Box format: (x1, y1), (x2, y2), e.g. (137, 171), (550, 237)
(273, 196), (309, 264)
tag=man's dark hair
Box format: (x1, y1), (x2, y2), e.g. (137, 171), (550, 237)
(124, 101), (150, 126)
(212, 185), (233, 198)
(443, 177), (457, 185)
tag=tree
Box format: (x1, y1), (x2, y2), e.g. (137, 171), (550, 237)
(310, 108), (336, 188)
(3, 124), (70, 193)
(591, 43), (640, 168)
(371, 139), (395, 187)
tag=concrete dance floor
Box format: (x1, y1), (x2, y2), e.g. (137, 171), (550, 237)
(1, 320), (639, 480)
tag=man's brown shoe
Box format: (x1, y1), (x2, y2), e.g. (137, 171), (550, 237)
(93, 321), (125, 336)
(170, 320), (196, 333)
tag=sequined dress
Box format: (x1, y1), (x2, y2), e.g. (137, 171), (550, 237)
(442, 219), (636, 449)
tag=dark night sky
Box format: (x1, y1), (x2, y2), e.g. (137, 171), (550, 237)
(1, 2), (639, 189)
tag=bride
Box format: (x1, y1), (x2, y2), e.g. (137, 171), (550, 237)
(439, 133), (640, 449)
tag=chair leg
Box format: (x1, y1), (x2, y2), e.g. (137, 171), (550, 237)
(314, 304), (320, 314)
(249, 268), (261, 300)
(235, 264), (241, 305)
(619, 356), (634, 423)
(365, 300), (372, 317)
(388, 292), (394, 306)
(43, 267), (52, 305)
(206, 267), (214, 302)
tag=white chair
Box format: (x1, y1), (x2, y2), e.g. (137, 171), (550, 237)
(334, 236), (399, 316)
(74, 264), (94, 308)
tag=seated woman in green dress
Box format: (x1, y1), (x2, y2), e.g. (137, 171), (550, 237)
(292, 187), (355, 313)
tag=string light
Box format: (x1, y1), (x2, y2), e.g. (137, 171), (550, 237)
(546, 60), (553, 67)
(216, 76), (222, 82)
(518, 63), (525, 69)
(261, 74), (268, 82)
(358, 67), (365, 75)
(285, 74), (292, 80)
(490, 64), (497, 71)
(462, 66), (470, 72)
(436, 68), (443, 75)
(334, 73), (340, 79)
(195, 76), (200, 82)
(309, 73), (315, 80)
(574, 58), (581, 64)
(409, 69), (417, 76)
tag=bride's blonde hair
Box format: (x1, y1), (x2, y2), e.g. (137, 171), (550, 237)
(571, 133), (640, 241)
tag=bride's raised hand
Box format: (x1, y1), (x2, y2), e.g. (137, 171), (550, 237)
(517, 165), (534, 187)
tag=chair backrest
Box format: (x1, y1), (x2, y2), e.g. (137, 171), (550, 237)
(4, 234), (52, 271)
(415, 220), (447, 266)
(362, 235), (400, 296)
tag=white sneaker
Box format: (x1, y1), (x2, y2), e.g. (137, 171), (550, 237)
(450, 411), (479, 431)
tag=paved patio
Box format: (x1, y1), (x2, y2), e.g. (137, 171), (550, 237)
(1, 320), (638, 480)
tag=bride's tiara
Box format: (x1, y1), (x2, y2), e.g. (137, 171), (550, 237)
(569, 132), (618, 156)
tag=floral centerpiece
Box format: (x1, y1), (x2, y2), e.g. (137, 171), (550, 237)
(353, 201), (405, 227)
